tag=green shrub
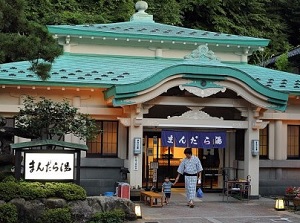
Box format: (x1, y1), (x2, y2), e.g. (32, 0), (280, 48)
(45, 182), (86, 200)
(88, 209), (125, 223)
(0, 203), (18, 223)
(2, 175), (17, 182)
(0, 181), (86, 201)
(0, 181), (20, 201)
(39, 208), (72, 223)
(19, 181), (47, 200)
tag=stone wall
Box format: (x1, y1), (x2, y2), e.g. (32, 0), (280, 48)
(0, 196), (137, 223)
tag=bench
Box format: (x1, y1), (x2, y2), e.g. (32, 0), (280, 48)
(140, 191), (164, 207)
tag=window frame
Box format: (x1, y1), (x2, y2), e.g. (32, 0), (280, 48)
(287, 125), (300, 159)
(259, 125), (269, 159)
(86, 120), (118, 158)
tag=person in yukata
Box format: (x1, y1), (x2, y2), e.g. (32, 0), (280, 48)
(174, 147), (203, 208)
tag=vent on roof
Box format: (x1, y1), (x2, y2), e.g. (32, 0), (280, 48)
(60, 69), (66, 72)
(10, 67), (17, 69)
(52, 72), (59, 75)
(123, 72), (130, 75)
(111, 78), (118, 81)
(117, 75), (124, 78)
(266, 84), (272, 87)
(190, 31), (197, 35)
(1, 69), (8, 72)
(101, 74), (108, 77)
(294, 86), (300, 88)
(78, 77), (85, 80)
(107, 71), (114, 74)
(176, 31), (184, 34)
(94, 78), (101, 80)
(268, 78), (274, 81)
(9, 73), (16, 76)
(18, 70), (25, 73)
(279, 85), (286, 88)
(92, 71), (99, 73)
(85, 73), (92, 76)
(68, 73), (75, 76)
(256, 78), (261, 81)
(61, 76), (68, 79)
(124, 28), (129, 31)
(26, 74), (34, 77)
(76, 70), (82, 72)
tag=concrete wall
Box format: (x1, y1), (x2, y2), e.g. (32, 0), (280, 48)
(259, 160), (300, 196)
(80, 157), (126, 196)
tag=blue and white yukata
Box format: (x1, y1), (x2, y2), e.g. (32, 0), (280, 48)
(177, 155), (203, 202)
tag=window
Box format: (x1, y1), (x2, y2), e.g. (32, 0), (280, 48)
(287, 125), (300, 159)
(86, 121), (118, 157)
(0, 118), (15, 154)
(259, 126), (268, 159)
(235, 129), (245, 161)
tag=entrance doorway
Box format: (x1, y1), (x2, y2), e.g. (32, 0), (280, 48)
(142, 133), (224, 192)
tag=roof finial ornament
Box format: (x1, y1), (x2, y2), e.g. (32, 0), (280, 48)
(184, 45), (220, 62)
(130, 1), (154, 23)
(135, 1), (148, 13)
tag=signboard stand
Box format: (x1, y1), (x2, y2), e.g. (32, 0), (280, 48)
(11, 140), (88, 185)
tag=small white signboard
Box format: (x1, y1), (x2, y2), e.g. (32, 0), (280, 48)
(152, 169), (157, 182)
(25, 153), (74, 180)
(134, 156), (138, 171)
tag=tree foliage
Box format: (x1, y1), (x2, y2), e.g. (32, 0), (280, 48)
(14, 96), (98, 141)
(0, 0), (63, 80)
(1, 0), (300, 74)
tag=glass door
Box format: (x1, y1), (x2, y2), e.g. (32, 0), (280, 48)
(142, 134), (224, 192)
(201, 148), (224, 192)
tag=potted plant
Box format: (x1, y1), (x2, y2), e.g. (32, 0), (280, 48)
(293, 193), (300, 210)
(284, 186), (298, 206)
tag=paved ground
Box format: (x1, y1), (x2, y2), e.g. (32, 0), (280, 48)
(132, 188), (300, 223)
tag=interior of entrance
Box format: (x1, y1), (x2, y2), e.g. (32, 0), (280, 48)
(142, 134), (224, 192)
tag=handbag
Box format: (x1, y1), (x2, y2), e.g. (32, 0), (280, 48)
(197, 188), (203, 198)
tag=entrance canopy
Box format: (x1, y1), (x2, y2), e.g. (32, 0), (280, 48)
(161, 130), (226, 148)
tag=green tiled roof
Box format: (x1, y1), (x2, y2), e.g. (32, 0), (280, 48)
(48, 21), (269, 47)
(0, 53), (298, 94)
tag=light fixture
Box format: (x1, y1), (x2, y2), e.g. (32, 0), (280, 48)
(134, 204), (142, 219)
(275, 198), (285, 211)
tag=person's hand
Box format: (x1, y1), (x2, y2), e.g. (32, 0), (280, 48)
(174, 176), (179, 185)
(197, 178), (201, 184)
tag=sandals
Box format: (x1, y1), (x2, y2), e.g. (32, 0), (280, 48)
(188, 201), (194, 208)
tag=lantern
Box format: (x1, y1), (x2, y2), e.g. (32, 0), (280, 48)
(275, 198), (285, 211)
(135, 204), (142, 218)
